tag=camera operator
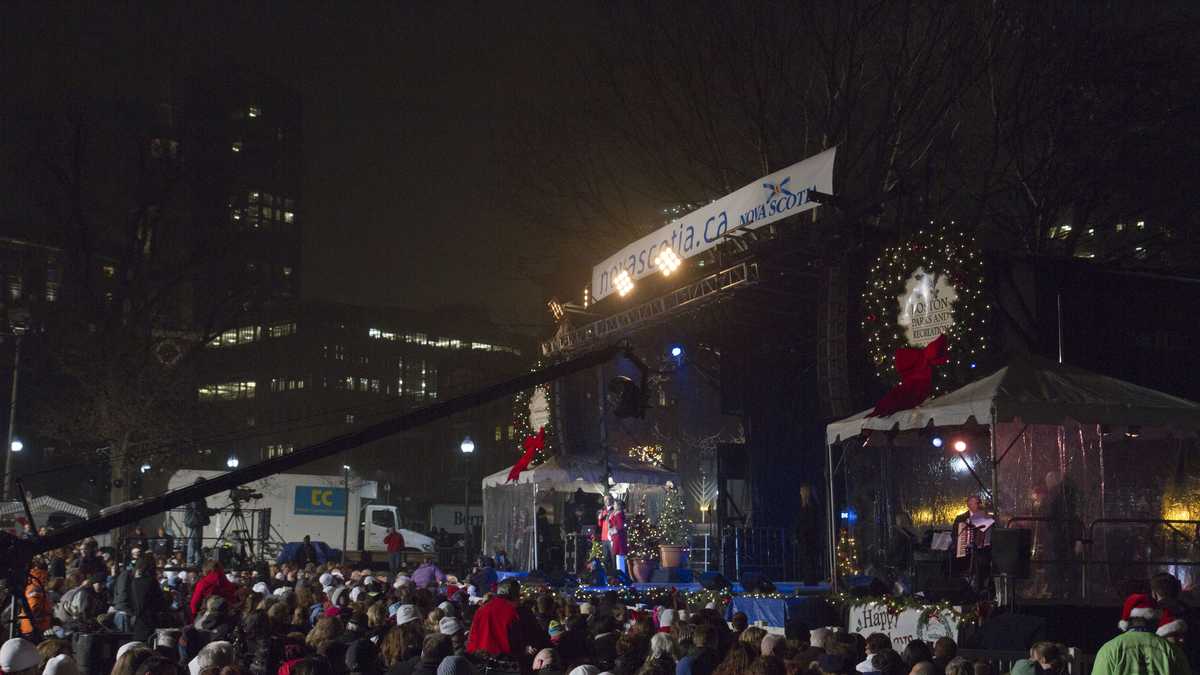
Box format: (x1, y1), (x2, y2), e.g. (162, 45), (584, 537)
(185, 478), (218, 567)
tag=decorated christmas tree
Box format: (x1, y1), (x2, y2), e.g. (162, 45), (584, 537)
(656, 484), (692, 547)
(626, 496), (659, 562)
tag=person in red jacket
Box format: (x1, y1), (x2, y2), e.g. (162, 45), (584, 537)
(189, 560), (239, 618)
(609, 499), (628, 575)
(466, 578), (547, 666)
(383, 527), (406, 576)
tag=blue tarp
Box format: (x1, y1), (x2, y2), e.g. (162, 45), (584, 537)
(276, 541), (337, 565)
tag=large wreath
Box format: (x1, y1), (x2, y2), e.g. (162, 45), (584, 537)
(862, 225), (988, 392)
(511, 367), (556, 466)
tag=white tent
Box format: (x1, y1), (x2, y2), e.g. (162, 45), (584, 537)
(826, 353), (1200, 445)
(481, 454), (679, 491)
(0, 495), (91, 520)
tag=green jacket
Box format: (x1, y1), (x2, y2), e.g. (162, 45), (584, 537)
(1091, 630), (1191, 675)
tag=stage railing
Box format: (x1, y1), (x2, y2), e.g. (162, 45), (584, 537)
(958, 647), (1091, 675)
(1002, 515), (1200, 602)
(722, 526), (791, 582)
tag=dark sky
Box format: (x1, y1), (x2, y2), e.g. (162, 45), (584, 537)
(5, 3), (599, 328)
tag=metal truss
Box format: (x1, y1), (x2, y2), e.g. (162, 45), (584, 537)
(541, 262), (760, 357)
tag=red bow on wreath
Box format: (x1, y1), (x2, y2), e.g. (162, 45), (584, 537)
(868, 334), (948, 417)
(507, 427), (545, 483)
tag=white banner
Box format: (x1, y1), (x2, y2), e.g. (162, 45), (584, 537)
(591, 147), (836, 301)
(846, 602), (959, 648)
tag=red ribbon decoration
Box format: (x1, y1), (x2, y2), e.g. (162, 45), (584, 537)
(868, 334), (949, 417)
(507, 427), (545, 482)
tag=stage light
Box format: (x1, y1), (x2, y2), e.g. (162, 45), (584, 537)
(613, 270), (634, 297)
(9, 440), (22, 453)
(547, 298), (565, 321)
(582, 286), (590, 308)
(226, 454), (240, 469)
(931, 436), (943, 448)
(670, 346), (683, 358)
(654, 247), (683, 276)
(953, 440), (968, 453)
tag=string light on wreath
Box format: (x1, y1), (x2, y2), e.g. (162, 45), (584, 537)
(512, 365), (556, 465)
(862, 223), (989, 392)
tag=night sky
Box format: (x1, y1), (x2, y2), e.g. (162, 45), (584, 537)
(4, 3), (599, 327)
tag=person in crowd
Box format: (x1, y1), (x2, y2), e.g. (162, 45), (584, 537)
(384, 529), (406, 577)
(1150, 571), (1198, 668)
(184, 479), (216, 567)
(412, 558), (447, 590)
(608, 500), (628, 576)
(675, 623), (718, 675)
(931, 637), (957, 671)
(1092, 593), (1191, 675)
(128, 526), (150, 554)
(191, 560), (240, 617)
(130, 554), (167, 641)
(0, 637), (42, 675)
(153, 527), (176, 558)
(74, 539), (107, 580)
(794, 485), (824, 585)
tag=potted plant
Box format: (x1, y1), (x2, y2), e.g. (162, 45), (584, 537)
(626, 506), (658, 582)
(657, 485), (692, 568)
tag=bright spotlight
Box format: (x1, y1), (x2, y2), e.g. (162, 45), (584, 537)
(654, 247), (683, 276)
(547, 298), (565, 321)
(670, 346), (683, 358)
(931, 437), (943, 448)
(953, 440), (968, 453)
(226, 455), (240, 469)
(139, 462), (151, 474)
(613, 270), (635, 297)
(9, 440), (23, 453)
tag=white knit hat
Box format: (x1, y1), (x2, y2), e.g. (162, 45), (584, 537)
(394, 604), (419, 625)
(43, 654), (80, 675)
(0, 638), (40, 673)
(115, 642), (147, 662)
(252, 582), (270, 595)
(320, 572), (334, 587)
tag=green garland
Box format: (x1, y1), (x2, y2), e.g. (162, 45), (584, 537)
(862, 224), (989, 392)
(512, 363), (556, 464)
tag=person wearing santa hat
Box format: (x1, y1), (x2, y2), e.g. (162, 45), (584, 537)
(1091, 593), (1190, 675)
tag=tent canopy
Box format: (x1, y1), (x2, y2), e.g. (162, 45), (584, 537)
(826, 353), (1200, 444)
(482, 454), (678, 491)
(0, 495), (91, 520)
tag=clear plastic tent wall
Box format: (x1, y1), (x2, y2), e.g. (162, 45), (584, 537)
(483, 483), (537, 571)
(840, 421), (1200, 602)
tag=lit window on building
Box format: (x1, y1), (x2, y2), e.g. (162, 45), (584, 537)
(396, 377), (404, 395)
(265, 194), (275, 206)
(6, 274), (21, 301)
(266, 322), (296, 338)
(1136, 220), (1146, 230)
(231, 209), (242, 222)
(46, 264), (61, 302)
(284, 211), (294, 224)
(266, 443), (294, 458)
(335, 345), (345, 360)
(370, 379), (380, 393)
(197, 381), (256, 401)
(208, 324), (263, 348)
(358, 377), (368, 391)
(282, 266), (293, 277)
(343, 376), (354, 390)
(345, 414), (356, 424)
(231, 141), (242, 153)
(507, 425), (516, 440)
(102, 264), (116, 278)
(494, 426), (502, 442)
(249, 192), (260, 204)
(262, 206), (272, 219)
(248, 105), (261, 118)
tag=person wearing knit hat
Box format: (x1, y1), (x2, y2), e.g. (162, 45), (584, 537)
(568, 666), (599, 675)
(0, 638), (40, 675)
(252, 581), (270, 595)
(437, 601), (456, 617)
(42, 653), (80, 675)
(319, 572), (335, 587)
(436, 655), (475, 675)
(579, 602), (593, 616)
(115, 641), (148, 662)
(349, 586), (365, 603)
(547, 620), (565, 644)
(188, 641), (236, 675)
(439, 617), (463, 637)
(395, 604), (420, 626)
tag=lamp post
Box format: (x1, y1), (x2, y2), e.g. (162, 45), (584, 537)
(342, 464), (351, 558)
(460, 436), (474, 566)
(3, 328), (24, 501)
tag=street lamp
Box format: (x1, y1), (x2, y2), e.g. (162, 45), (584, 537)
(226, 454), (239, 469)
(2, 322), (26, 500)
(9, 440), (22, 453)
(139, 462), (151, 474)
(341, 464), (351, 558)
(461, 436), (474, 566)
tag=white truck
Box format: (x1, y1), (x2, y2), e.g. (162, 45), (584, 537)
(167, 469), (434, 562)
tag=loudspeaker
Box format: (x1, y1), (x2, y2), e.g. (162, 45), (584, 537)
(919, 576), (974, 603)
(991, 528), (1033, 578)
(741, 571), (776, 594)
(699, 572), (731, 591)
(258, 508), (272, 540)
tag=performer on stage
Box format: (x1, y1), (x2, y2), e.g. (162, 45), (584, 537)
(597, 494), (614, 566)
(953, 495), (995, 595)
(609, 499), (628, 574)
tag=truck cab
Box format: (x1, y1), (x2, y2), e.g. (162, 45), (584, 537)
(358, 504), (435, 554)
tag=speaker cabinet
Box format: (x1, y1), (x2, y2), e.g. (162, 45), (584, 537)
(991, 528), (1032, 578)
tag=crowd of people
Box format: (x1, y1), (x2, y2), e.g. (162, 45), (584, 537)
(0, 536), (1197, 675)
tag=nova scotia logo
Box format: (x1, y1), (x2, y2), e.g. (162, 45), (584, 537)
(762, 176), (795, 199)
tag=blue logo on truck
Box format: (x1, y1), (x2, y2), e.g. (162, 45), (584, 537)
(294, 486), (347, 516)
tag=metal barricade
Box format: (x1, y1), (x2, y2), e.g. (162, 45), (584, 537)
(1082, 517), (1200, 601)
(722, 526), (789, 581)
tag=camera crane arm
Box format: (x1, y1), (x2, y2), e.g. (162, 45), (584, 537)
(0, 343), (630, 584)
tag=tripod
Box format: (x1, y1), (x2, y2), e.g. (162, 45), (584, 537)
(214, 499), (259, 566)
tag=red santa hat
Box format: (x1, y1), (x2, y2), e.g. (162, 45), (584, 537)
(1119, 593), (1160, 631)
(1158, 605), (1188, 638)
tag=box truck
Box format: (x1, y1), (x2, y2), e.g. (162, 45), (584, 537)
(167, 469), (433, 561)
